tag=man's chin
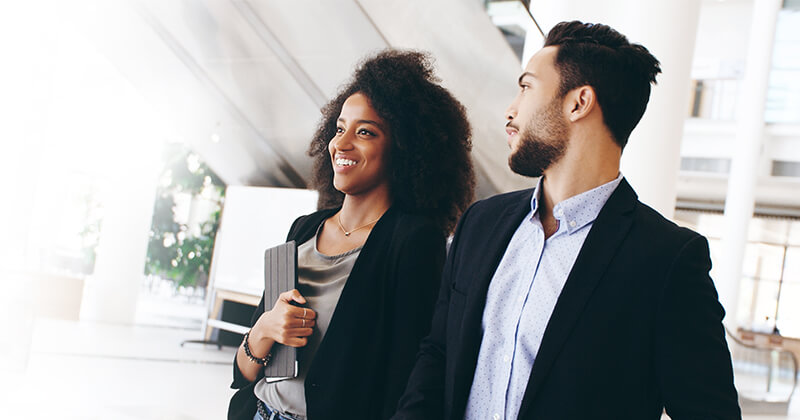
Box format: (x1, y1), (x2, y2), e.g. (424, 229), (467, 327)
(508, 155), (544, 178)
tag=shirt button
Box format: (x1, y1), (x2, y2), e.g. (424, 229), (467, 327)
(503, 355), (510, 362)
(569, 220), (577, 227)
(493, 414), (500, 420)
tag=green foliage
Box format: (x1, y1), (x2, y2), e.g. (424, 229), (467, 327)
(79, 187), (103, 274)
(144, 144), (225, 289)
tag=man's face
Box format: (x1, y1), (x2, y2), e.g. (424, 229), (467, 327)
(504, 46), (570, 178)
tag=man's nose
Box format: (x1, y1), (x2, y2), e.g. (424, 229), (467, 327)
(505, 106), (517, 122)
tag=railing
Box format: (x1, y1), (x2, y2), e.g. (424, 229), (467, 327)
(725, 326), (798, 411)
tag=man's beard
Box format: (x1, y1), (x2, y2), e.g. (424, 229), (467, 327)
(508, 99), (569, 178)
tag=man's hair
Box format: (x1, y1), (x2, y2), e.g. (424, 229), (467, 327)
(544, 21), (661, 148)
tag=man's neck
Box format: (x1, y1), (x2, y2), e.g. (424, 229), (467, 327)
(539, 137), (620, 211)
(537, 151), (619, 238)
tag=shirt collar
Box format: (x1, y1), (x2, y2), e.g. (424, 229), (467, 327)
(530, 173), (624, 235)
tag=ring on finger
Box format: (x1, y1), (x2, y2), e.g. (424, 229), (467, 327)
(302, 319), (306, 327)
(303, 308), (307, 318)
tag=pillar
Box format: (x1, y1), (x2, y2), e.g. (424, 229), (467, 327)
(717, 0), (781, 326)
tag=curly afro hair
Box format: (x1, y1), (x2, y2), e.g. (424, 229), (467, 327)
(307, 49), (475, 234)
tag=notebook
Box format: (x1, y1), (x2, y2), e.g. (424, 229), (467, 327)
(263, 240), (299, 382)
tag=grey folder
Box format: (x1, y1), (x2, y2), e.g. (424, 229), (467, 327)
(263, 240), (299, 381)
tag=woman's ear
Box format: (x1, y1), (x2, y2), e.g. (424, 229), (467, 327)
(566, 85), (597, 122)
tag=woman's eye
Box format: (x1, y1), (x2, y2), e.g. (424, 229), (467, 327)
(335, 126), (344, 134)
(357, 128), (375, 136)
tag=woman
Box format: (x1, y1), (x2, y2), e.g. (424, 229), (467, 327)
(228, 49), (475, 420)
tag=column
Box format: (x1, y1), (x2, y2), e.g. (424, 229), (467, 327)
(717, 0), (781, 326)
(79, 159), (159, 325)
(527, 0), (702, 218)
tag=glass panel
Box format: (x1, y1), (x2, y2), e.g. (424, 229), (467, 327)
(680, 157), (731, 174)
(737, 276), (756, 326)
(771, 160), (800, 177)
(708, 237), (724, 281)
(672, 211), (800, 336)
(783, 247), (800, 283)
(485, 0), (541, 61)
(788, 219), (800, 246)
(766, 10), (800, 123)
(748, 217), (792, 245)
(688, 78), (739, 120)
(741, 278), (780, 333)
(776, 283), (800, 337)
(741, 243), (785, 281)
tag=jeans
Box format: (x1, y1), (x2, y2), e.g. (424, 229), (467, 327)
(254, 400), (304, 420)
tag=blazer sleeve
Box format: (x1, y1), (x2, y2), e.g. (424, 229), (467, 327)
(656, 234), (742, 419)
(380, 220), (446, 419)
(392, 205), (474, 419)
(230, 295), (267, 389)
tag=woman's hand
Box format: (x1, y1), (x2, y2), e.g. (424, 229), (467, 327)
(252, 289), (317, 348)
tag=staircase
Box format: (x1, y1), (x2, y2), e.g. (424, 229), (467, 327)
(726, 327), (798, 414)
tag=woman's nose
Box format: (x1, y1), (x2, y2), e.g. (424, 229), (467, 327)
(332, 131), (354, 151)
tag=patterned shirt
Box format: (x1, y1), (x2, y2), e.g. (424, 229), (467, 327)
(464, 174), (623, 420)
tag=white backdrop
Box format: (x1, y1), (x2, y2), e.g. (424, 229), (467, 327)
(209, 186), (319, 297)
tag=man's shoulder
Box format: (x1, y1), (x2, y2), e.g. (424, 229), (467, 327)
(468, 188), (534, 215)
(629, 199), (704, 246)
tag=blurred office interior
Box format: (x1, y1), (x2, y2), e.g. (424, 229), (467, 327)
(1, 0), (799, 418)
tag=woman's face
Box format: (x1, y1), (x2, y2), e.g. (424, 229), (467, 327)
(329, 93), (391, 198)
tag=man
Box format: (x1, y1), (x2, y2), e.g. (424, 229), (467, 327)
(393, 21), (740, 420)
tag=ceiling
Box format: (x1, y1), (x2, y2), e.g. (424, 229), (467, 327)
(82, 0), (533, 198)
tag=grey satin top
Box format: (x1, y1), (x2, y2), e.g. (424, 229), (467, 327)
(254, 224), (361, 418)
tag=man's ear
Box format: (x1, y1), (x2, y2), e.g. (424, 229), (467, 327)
(566, 85), (597, 122)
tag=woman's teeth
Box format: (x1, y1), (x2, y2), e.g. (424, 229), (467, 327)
(336, 158), (356, 166)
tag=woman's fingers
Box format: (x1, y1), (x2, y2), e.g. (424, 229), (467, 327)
(289, 305), (317, 320)
(292, 317), (315, 328)
(287, 327), (314, 337)
(265, 289), (318, 347)
(277, 328), (314, 347)
(278, 289), (306, 305)
(284, 336), (310, 348)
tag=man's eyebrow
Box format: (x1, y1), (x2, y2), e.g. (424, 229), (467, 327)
(518, 72), (535, 85)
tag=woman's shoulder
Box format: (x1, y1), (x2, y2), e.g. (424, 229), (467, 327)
(286, 208), (338, 241)
(387, 210), (445, 243)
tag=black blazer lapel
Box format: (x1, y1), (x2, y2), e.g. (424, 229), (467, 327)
(517, 179), (639, 416)
(451, 190), (533, 419)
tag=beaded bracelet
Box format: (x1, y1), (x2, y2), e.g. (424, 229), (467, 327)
(242, 330), (271, 366)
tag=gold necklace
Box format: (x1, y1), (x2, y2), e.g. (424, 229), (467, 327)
(337, 213), (381, 237)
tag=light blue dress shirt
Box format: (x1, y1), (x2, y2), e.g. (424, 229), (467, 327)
(464, 174), (623, 420)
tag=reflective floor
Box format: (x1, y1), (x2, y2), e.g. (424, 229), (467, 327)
(0, 318), (235, 419)
(1, 318), (799, 420)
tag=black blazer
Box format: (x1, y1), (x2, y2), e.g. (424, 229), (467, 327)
(394, 179), (741, 420)
(229, 207), (445, 420)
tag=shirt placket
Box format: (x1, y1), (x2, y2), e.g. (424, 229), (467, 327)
(471, 223), (530, 420)
(498, 220), (545, 419)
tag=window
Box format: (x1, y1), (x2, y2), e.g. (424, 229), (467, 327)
(674, 210), (800, 338)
